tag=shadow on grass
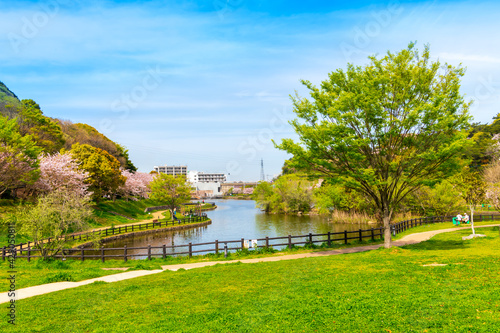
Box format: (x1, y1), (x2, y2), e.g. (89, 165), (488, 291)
(403, 239), (471, 251)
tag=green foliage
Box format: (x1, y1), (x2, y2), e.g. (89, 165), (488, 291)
(314, 181), (371, 214)
(454, 169), (486, 209)
(70, 143), (126, 203)
(466, 115), (500, 169)
(0, 81), (22, 119)
(0, 115), (42, 197)
(60, 121), (137, 171)
(253, 174), (314, 213)
(276, 43), (471, 246)
(148, 173), (191, 213)
(17, 187), (93, 259)
(407, 180), (465, 216)
(17, 99), (65, 154)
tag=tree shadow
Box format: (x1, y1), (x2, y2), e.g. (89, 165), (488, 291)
(402, 239), (471, 251)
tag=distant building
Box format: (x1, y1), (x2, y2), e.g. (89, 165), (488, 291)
(187, 171), (226, 183)
(153, 165), (187, 176)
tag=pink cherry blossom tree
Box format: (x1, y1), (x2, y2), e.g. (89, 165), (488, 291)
(27, 153), (89, 197)
(119, 170), (154, 199)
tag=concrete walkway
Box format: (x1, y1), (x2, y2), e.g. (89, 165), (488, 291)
(1, 224), (498, 304)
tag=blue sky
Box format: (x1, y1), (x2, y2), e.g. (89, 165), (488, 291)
(1, 0), (499, 180)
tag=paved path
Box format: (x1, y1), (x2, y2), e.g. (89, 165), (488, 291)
(1, 224), (498, 304)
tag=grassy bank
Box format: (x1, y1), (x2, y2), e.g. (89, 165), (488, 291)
(1, 221), (497, 292)
(1, 227), (500, 332)
(0, 198), (207, 246)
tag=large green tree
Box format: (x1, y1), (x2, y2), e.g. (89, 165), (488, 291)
(276, 44), (471, 248)
(148, 174), (191, 217)
(0, 115), (42, 197)
(17, 99), (65, 154)
(70, 143), (126, 203)
(253, 174), (314, 214)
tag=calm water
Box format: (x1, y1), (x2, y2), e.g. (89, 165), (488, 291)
(98, 199), (380, 259)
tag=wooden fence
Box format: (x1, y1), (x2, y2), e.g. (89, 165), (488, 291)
(10, 213), (209, 252)
(4, 214), (500, 262)
(5, 227), (384, 262)
(390, 214), (500, 235)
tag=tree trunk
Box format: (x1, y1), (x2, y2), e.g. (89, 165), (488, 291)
(383, 212), (392, 249)
(470, 205), (476, 235)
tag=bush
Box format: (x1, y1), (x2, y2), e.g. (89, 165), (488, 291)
(42, 272), (74, 284)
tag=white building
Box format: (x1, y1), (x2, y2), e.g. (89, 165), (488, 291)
(187, 171), (226, 183)
(187, 170), (227, 197)
(153, 165), (187, 176)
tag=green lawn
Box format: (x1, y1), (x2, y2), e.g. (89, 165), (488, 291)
(1, 227), (499, 332)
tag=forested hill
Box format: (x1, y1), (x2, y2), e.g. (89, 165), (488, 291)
(0, 81), (22, 117)
(0, 81), (136, 171)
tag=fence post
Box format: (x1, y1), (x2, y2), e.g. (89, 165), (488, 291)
(344, 230), (348, 245)
(2, 246), (5, 261)
(241, 238), (245, 250)
(371, 228), (374, 241)
(359, 229), (362, 242)
(27, 247), (30, 262)
(101, 247), (105, 263)
(124, 245), (127, 262)
(215, 240), (219, 254)
(288, 235), (292, 249)
(163, 245), (166, 259)
(224, 243), (228, 258)
(327, 232), (331, 247)
(105, 229), (108, 237)
(266, 237), (269, 248)
(81, 246), (84, 262)
(189, 243), (192, 258)
(309, 233), (313, 244)
(148, 245), (152, 260)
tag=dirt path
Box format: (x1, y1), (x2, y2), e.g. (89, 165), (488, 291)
(1, 224), (498, 304)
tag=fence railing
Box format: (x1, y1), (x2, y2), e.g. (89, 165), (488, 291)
(10, 213), (209, 252)
(144, 202), (216, 212)
(4, 227), (384, 262)
(390, 214), (500, 235)
(5, 214), (499, 262)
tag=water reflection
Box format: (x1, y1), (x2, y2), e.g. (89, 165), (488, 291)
(95, 199), (380, 259)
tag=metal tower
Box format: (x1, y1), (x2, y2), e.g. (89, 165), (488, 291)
(260, 159), (265, 181)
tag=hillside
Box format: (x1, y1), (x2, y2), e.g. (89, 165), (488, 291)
(0, 81), (22, 118)
(0, 81), (136, 171)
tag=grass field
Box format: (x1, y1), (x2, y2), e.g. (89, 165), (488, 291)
(1, 226), (499, 332)
(0, 221), (497, 292)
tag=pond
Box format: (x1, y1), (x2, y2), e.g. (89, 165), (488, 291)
(98, 199), (380, 259)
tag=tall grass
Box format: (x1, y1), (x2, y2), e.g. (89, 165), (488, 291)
(329, 210), (376, 224)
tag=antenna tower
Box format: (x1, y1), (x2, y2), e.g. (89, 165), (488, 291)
(260, 159), (265, 181)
